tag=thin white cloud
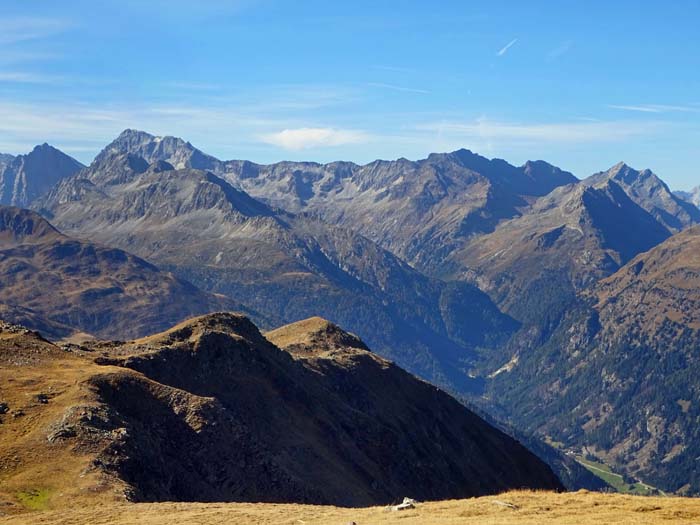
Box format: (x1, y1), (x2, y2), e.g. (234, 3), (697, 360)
(164, 81), (222, 91)
(548, 40), (573, 60)
(367, 82), (430, 94)
(608, 104), (700, 114)
(0, 17), (71, 45)
(497, 38), (518, 56)
(259, 128), (369, 150)
(417, 118), (661, 144)
(0, 72), (64, 84)
(371, 65), (417, 73)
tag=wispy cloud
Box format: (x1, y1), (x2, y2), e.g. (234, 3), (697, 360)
(417, 118), (661, 145)
(366, 82), (430, 94)
(164, 81), (222, 91)
(370, 65), (417, 74)
(497, 38), (518, 57)
(259, 128), (369, 150)
(0, 17), (71, 45)
(608, 104), (700, 114)
(548, 40), (573, 60)
(0, 50), (60, 66)
(0, 72), (65, 84)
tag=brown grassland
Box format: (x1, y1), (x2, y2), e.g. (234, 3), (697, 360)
(2, 490), (700, 524)
(3, 327), (700, 524)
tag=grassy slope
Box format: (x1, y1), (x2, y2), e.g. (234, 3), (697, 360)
(2, 490), (700, 524)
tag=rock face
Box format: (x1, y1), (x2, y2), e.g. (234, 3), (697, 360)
(34, 147), (518, 393)
(0, 206), (250, 340)
(0, 313), (562, 507)
(0, 144), (83, 207)
(0, 153), (14, 173)
(484, 227), (700, 495)
(100, 130), (578, 271)
(585, 163), (700, 232)
(443, 178), (672, 323)
(675, 186), (700, 209)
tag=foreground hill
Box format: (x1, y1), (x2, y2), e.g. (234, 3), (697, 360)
(3, 490), (700, 524)
(0, 144), (83, 208)
(0, 206), (248, 340)
(485, 226), (700, 494)
(0, 314), (561, 514)
(34, 149), (517, 392)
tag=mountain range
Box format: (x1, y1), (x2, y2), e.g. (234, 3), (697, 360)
(1, 129), (699, 496)
(33, 143), (517, 393)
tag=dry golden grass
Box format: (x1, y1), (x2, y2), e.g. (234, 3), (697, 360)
(3, 490), (700, 524)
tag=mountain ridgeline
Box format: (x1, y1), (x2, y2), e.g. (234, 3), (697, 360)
(1, 129), (698, 496)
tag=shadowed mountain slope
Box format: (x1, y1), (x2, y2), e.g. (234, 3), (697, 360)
(0, 314), (562, 510)
(585, 162), (700, 232)
(442, 177), (671, 324)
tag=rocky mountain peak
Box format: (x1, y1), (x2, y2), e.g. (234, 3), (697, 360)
(266, 316), (369, 355)
(586, 162), (700, 232)
(100, 129), (219, 171)
(0, 144), (83, 207)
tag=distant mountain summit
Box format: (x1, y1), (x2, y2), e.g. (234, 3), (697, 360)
(0, 144), (83, 207)
(443, 175), (672, 323)
(585, 162), (700, 232)
(100, 129), (220, 170)
(676, 185), (700, 209)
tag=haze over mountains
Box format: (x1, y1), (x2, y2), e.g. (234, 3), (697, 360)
(0, 144), (83, 208)
(0, 206), (250, 341)
(2, 129), (700, 498)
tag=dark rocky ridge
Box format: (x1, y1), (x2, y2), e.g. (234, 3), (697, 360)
(89, 314), (562, 504)
(0, 314), (563, 506)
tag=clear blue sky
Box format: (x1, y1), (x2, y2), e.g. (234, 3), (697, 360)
(1, 0), (699, 189)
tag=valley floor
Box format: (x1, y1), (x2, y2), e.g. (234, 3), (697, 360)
(2, 491), (700, 525)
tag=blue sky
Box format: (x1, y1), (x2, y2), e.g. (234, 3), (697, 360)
(1, 1), (699, 189)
